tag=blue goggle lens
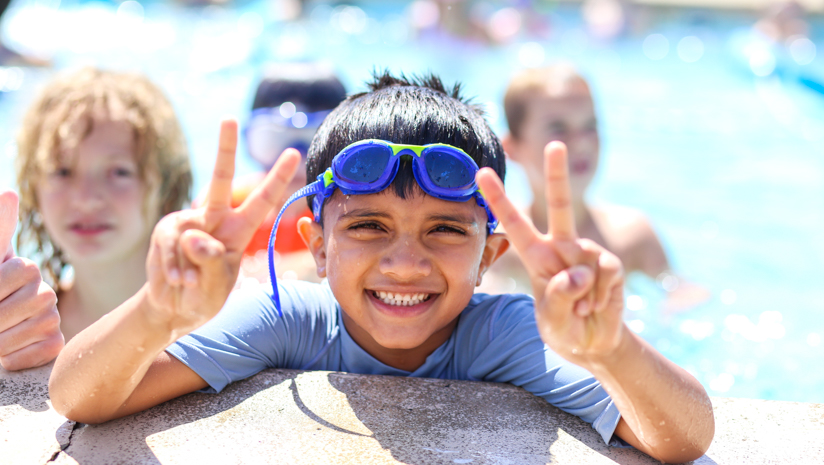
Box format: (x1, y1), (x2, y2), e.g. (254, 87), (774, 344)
(337, 145), (391, 184)
(423, 150), (475, 189)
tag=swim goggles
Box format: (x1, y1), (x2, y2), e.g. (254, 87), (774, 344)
(243, 106), (331, 167)
(266, 139), (498, 315)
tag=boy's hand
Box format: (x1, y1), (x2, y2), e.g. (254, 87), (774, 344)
(145, 120), (300, 337)
(477, 142), (626, 367)
(0, 190), (63, 370)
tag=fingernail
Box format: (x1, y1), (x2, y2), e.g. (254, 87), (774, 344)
(169, 268), (181, 282)
(569, 266), (589, 288)
(184, 269), (197, 286)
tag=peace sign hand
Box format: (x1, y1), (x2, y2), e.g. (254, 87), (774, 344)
(144, 119), (300, 337)
(477, 142), (626, 367)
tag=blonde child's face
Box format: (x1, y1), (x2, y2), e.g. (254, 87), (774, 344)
(311, 189), (500, 355)
(36, 119), (158, 267)
(511, 88), (599, 201)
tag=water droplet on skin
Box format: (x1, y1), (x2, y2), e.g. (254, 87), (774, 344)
(78, 353), (82, 359)
(659, 420), (666, 426)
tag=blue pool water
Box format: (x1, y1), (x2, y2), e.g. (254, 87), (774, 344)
(1, 1), (822, 403)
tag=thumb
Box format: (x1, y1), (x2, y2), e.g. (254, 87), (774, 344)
(0, 190), (19, 262)
(180, 229), (227, 268)
(179, 229), (231, 291)
(544, 265), (595, 318)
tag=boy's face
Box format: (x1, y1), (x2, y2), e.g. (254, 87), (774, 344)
(36, 119), (159, 267)
(301, 189), (507, 365)
(507, 87), (599, 201)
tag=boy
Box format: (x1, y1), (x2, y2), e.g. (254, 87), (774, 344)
(500, 65), (710, 312)
(238, 62), (346, 258)
(502, 64), (669, 278)
(230, 63), (346, 284)
(50, 73), (713, 463)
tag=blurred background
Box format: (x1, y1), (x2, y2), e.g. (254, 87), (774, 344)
(0, 0), (822, 403)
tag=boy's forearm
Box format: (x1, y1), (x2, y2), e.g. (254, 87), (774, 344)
(587, 326), (714, 463)
(49, 284), (178, 423)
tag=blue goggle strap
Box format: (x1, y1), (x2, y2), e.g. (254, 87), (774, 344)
(474, 192), (499, 235)
(267, 174), (336, 316)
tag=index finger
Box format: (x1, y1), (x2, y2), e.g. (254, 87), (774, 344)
(544, 141), (578, 241)
(235, 148), (301, 228)
(476, 168), (543, 254)
(204, 119), (239, 214)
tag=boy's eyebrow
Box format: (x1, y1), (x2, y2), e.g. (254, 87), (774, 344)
(338, 208), (392, 220)
(338, 209), (477, 225)
(428, 213), (477, 225)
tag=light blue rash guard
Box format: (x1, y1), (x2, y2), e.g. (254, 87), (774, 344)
(166, 280), (622, 445)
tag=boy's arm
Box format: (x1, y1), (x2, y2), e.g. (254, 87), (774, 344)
(49, 120), (300, 423)
(49, 285), (208, 423)
(477, 142), (714, 463)
(0, 190), (63, 371)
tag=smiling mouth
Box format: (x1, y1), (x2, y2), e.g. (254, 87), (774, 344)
(371, 290), (432, 307)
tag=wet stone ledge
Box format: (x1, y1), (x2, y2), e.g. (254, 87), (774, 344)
(1, 363), (822, 464)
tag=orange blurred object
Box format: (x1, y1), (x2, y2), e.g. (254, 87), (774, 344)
(229, 182), (311, 256)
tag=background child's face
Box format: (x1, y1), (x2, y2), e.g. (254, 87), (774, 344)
(510, 88), (600, 201)
(309, 189), (500, 353)
(35, 119), (158, 267)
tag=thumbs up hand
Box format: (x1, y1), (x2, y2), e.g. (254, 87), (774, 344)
(0, 190), (64, 371)
(0, 190), (17, 262)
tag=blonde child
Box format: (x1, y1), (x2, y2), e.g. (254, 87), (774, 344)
(4, 68), (191, 363)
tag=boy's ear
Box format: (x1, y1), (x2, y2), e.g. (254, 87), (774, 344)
(476, 233), (510, 286)
(297, 217), (327, 278)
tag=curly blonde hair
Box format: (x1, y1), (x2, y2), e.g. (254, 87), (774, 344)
(15, 67), (192, 285)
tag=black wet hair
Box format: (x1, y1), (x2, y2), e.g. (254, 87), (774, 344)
(306, 70), (506, 223)
(252, 63), (347, 112)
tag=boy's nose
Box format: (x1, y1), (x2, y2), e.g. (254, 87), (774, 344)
(378, 238), (432, 281)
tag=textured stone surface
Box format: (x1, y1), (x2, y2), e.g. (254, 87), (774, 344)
(0, 363), (74, 464)
(2, 365), (823, 464)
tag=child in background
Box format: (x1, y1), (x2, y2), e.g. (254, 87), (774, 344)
(498, 65), (708, 310)
(50, 73), (713, 463)
(233, 63), (346, 282)
(12, 67), (191, 342)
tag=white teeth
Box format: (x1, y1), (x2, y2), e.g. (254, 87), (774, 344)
(373, 291), (431, 306)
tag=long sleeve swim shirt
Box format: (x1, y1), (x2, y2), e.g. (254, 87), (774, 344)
(166, 280), (622, 444)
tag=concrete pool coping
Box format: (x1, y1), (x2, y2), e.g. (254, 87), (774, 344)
(2, 363), (822, 464)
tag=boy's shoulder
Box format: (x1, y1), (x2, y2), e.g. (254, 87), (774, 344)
(231, 279), (339, 323)
(460, 292), (537, 340)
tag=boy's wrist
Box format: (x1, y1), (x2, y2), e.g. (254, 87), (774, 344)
(133, 285), (193, 347)
(578, 324), (638, 376)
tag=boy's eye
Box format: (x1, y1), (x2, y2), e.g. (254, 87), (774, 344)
(349, 221), (384, 231)
(432, 224), (466, 235)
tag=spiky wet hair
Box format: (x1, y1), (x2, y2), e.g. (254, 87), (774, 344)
(305, 70), (506, 220)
